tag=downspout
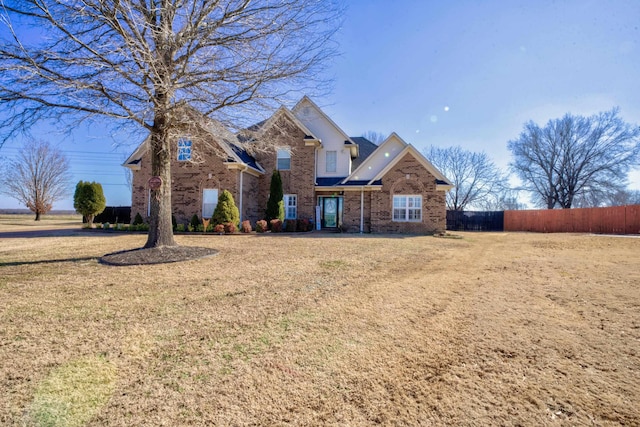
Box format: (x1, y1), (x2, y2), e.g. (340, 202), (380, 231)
(239, 166), (247, 223)
(314, 145), (318, 185)
(360, 187), (364, 233)
(314, 145), (319, 226)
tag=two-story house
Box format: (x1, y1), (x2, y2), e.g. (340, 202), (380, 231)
(124, 96), (453, 233)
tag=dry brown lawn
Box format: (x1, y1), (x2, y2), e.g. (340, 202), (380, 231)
(1, 216), (639, 426)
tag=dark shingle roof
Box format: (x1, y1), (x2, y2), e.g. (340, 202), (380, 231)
(350, 137), (379, 170)
(342, 179), (382, 186)
(229, 143), (263, 172)
(316, 177), (347, 187)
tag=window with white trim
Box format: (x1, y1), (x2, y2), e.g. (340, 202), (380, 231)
(326, 150), (337, 173)
(202, 189), (218, 219)
(393, 195), (422, 222)
(284, 194), (297, 219)
(276, 148), (291, 170)
(177, 138), (192, 161)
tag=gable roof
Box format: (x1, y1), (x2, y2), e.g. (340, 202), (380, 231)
(350, 137), (378, 170)
(345, 132), (407, 182)
(246, 105), (319, 141)
(122, 138), (149, 170)
(340, 132), (453, 189)
(122, 118), (265, 175)
(292, 96), (357, 156)
(369, 144), (453, 189)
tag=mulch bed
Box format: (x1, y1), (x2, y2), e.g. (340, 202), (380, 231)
(100, 245), (219, 266)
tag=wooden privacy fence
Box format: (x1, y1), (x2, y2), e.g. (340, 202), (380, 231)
(504, 205), (640, 234)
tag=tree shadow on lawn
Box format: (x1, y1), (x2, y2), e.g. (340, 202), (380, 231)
(0, 256), (98, 267)
(0, 229), (124, 239)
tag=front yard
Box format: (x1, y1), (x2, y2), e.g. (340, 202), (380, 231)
(0, 221), (638, 425)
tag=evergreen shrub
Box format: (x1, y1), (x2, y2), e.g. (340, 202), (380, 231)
(212, 190), (240, 226)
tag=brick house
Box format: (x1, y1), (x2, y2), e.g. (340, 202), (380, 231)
(124, 96), (453, 233)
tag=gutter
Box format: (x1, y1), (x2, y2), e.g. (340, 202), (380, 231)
(239, 165), (248, 222)
(360, 188), (364, 233)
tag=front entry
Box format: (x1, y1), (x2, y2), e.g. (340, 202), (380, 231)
(319, 196), (343, 229)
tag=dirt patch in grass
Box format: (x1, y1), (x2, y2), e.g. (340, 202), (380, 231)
(0, 227), (639, 425)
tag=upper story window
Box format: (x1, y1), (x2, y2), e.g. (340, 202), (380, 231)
(277, 148), (291, 170)
(326, 151), (337, 173)
(177, 138), (192, 161)
(393, 195), (422, 222)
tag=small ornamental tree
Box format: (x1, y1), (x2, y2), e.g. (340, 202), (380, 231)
(212, 190), (240, 226)
(266, 170), (285, 223)
(132, 212), (144, 225)
(73, 181), (106, 227)
(189, 214), (200, 231)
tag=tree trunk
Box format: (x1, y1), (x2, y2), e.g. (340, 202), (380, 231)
(144, 116), (177, 248)
(34, 211), (40, 221)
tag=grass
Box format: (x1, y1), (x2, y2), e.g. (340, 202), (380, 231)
(28, 356), (116, 427)
(0, 224), (639, 425)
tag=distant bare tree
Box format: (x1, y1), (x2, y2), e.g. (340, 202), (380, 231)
(478, 187), (527, 211)
(426, 146), (505, 211)
(0, 140), (71, 220)
(573, 187), (640, 207)
(0, 0), (342, 248)
(361, 131), (387, 144)
(508, 109), (640, 209)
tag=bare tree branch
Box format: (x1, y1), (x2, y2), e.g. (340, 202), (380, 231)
(361, 131), (387, 145)
(0, 0), (343, 247)
(508, 109), (640, 208)
(426, 145), (506, 211)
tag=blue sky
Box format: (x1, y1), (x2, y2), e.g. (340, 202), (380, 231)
(1, 0), (639, 210)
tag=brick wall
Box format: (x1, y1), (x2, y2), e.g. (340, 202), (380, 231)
(130, 139), (256, 225)
(129, 127), (448, 233)
(341, 190), (372, 232)
(253, 115), (317, 221)
(370, 153), (446, 234)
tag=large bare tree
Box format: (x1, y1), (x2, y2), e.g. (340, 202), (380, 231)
(0, 140), (71, 220)
(426, 145), (505, 211)
(508, 109), (640, 209)
(0, 0), (341, 248)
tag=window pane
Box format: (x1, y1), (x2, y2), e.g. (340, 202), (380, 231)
(284, 194), (297, 219)
(277, 148), (291, 170)
(326, 151), (337, 173)
(202, 189), (218, 218)
(277, 158), (290, 170)
(178, 139), (192, 161)
(393, 208), (405, 221)
(393, 196), (406, 208)
(393, 195), (421, 222)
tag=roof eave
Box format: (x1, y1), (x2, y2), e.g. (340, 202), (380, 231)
(223, 162), (264, 176)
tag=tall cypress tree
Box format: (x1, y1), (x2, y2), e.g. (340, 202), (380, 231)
(265, 170), (284, 222)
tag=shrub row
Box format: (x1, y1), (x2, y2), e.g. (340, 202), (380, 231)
(89, 222), (149, 231)
(98, 217), (314, 234)
(267, 218), (313, 233)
